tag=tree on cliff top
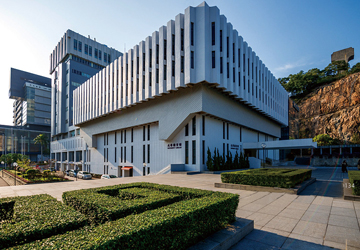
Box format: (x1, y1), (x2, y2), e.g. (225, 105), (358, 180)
(279, 60), (359, 99)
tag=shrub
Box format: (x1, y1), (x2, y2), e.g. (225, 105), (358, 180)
(0, 194), (87, 248)
(43, 170), (51, 176)
(221, 168), (312, 188)
(348, 171), (360, 196)
(14, 191), (239, 250)
(62, 182), (214, 225)
(0, 200), (15, 223)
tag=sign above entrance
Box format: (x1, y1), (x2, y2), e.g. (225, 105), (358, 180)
(231, 144), (240, 150)
(167, 143), (182, 149)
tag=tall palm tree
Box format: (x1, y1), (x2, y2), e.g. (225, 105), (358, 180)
(33, 134), (49, 162)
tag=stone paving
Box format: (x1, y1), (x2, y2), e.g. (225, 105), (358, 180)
(0, 167), (359, 250)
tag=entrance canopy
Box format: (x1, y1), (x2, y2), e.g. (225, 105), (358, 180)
(243, 139), (317, 150)
(121, 167), (133, 170)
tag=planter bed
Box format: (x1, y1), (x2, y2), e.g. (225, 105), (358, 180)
(221, 168), (312, 188)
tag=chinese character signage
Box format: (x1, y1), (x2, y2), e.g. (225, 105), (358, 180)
(167, 143), (182, 149)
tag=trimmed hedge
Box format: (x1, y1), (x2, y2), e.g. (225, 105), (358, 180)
(62, 182), (214, 225)
(0, 200), (14, 222)
(12, 192), (239, 250)
(221, 168), (312, 188)
(348, 171), (360, 196)
(0, 194), (87, 249)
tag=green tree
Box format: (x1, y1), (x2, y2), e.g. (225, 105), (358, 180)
(206, 147), (213, 171)
(349, 62), (360, 74)
(313, 134), (336, 146)
(351, 133), (360, 145)
(33, 134), (49, 162)
(323, 60), (349, 77)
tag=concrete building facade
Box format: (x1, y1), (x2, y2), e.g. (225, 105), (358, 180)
(50, 30), (122, 170)
(56, 2), (289, 175)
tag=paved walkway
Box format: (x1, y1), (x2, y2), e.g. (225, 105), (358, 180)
(0, 167), (359, 250)
(0, 176), (9, 187)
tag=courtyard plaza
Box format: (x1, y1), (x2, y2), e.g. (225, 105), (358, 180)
(0, 166), (359, 250)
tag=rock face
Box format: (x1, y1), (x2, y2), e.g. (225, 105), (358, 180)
(289, 72), (360, 141)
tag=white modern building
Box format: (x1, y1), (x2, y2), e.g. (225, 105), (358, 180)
(59, 2), (291, 176)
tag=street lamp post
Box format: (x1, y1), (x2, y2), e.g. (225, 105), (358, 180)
(1, 161), (4, 177)
(13, 162), (18, 186)
(261, 143), (267, 168)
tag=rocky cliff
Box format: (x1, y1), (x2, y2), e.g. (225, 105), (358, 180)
(289, 72), (360, 141)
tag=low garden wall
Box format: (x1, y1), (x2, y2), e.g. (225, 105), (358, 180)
(312, 156), (359, 167)
(1, 170), (27, 186)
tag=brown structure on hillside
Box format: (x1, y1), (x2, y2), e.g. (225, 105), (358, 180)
(331, 47), (354, 63)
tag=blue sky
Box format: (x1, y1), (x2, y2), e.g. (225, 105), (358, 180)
(0, 0), (359, 125)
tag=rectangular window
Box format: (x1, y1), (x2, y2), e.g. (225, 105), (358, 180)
(202, 115), (205, 136)
(191, 51), (194, 69)
(149, 72), (152, 86)
(164, 65), (167, 80)
(147, 144), (150, 163)
(85, 44), (88, 55)
(248, 80), (250, 93)
(233, 43), (235, 63)
(124, 130), (127, 143)
(143, 145), (146, 163)
(156, 69), (159, 83)
(131, 128), (133, 142)
(104, 134), (106, 145)
(226, 37), (229, 58)
(240, 127), (242, 142)
(121, 147), (123, 162)
(220, 30), (223, 52)
(185, 124), (189, 136)
(143, 53), (145, 70)
(143, 126), (146, 141)
(74, 39), (77, 50)
(192, 116), (196, 136)
(181, 28), (184, 51)
(202, 140), (205, 165)
(220, 57), (223, 74)
(243, 76), (245, 90)
(104, 52), (107, 62)
(181, 56), (184, 73)
(192, 140), (196, 164)
(107, 133), (109, 145)
(137, 57), (139, 74)
(131, 146), (133, 163)
(238, 72), (241, 87)
(95, 48), (98, 58)
(78, 41), (82, 52)
(115, 147), (117, 162)
(243, 54), (245, 72)
(211, 22), (215, 45)
(212, 51), (215, 68)
(252, 63), (254, 79)
(104, 148), (106, 162)
(185, 141), (189, 164)
(108, 54), (110, 63)
(223, 122), (225, 139)
(89, 46), (92, 56)
(121, 130), (123, 144)
(233, 67), (235, 83)
(238, 49), (240, 66)
(227, 143), (229, 155)
(124, 147), (126, 162)
(107, 148), (109, 162)
(172, 60), (175, 77)
(191, 22), (194, 46)
(227, 63), (229, 78)
(164, 39), (167, 60)
(223, 143), (225, 155)
(147, 125), (150, 141)
(227, 123), (229, 140)
(99, 50), (102, 60)
(156, 44), (159, 65)
(172, 34), (175, 56)
(248, 58), (250, 76)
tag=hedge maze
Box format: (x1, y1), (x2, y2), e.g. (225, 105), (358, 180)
(1, 182), (239, 250)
